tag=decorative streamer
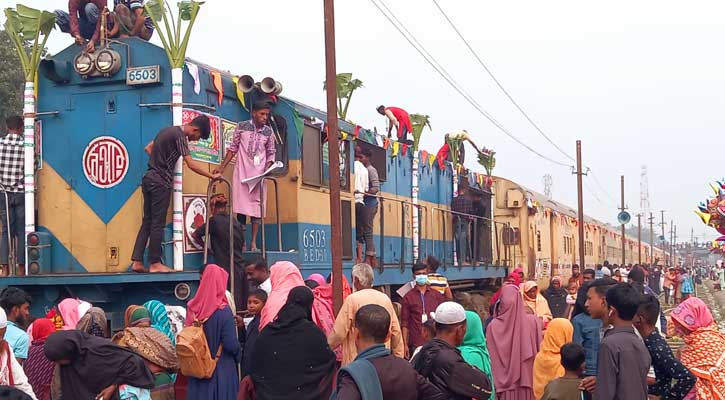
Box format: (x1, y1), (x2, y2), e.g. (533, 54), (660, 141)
(392, 141), (400, 156)
(185, 61), (201, 94)
(210, 70), (223, 105)
(232, 76), (247, 110)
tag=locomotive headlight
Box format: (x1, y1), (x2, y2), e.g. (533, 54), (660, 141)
(73, 53), (94, 75)
(95, 49), (120, 75)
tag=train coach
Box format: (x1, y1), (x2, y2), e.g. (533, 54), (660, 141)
(492, 177), (670, 285)
(3, 38), (507, 327)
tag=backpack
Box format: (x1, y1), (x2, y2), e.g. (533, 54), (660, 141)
(176, 320), (222, 379)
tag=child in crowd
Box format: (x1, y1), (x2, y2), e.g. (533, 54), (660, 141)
(590, 283), (651, 400)
(409, 319), (436, 361)
(541, 343), (586, 400)
(565, 283), (578, 318)
(242, 289), (267, 376)
(634, 294), (695, 400)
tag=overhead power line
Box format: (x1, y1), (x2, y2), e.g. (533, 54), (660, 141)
(430, 0), (575, 163)
(369, 0), (572, 168)
(430, 1), (623, 206)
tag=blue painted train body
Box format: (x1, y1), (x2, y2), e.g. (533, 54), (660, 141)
(1, 38), (504, 328)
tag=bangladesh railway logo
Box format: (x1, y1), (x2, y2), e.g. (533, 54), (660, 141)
(83, 136), (129, 188)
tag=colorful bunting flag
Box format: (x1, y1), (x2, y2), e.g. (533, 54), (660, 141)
(420, 150), (429, 163)
(401, 143), (408, 156)
(210, 70), (223, 105)
(392, 141), (400, 156)
(341, 131), (348, 141)
(383, 138), (391, 150)
(231, 76), (248, 110)
(353, 125), (361, 138)
(428, 154), (436, 169)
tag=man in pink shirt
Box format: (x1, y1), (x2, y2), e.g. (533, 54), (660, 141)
(215, 101), (277, 252)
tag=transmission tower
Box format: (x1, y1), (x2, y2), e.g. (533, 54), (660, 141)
(640, 165), (650, 218)
(543, 174), (553, 198)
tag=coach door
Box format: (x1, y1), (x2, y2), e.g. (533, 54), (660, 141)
(69, 92), (142, 272)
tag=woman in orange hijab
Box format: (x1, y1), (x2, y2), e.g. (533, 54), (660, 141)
(522, 281), (553, 328)
(532, 318), (574, 399)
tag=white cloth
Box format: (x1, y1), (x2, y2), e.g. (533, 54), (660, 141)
(354, 160), (369, 204)
(259, 277), (272, 294)
(0, 308), (6, 329)
(185, 62), (201, 94)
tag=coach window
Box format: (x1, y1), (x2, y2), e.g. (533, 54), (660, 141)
(302, 123), (350, 190)
(354, 140), (387, 182)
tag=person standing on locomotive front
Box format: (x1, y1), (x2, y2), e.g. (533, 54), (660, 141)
(131, 115), (218, 273)
(215, 100), (277, 252)
(359, 148), (380, 267)
(0, 116), (25, 277)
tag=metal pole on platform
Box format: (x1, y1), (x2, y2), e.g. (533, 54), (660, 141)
(575, 141), (586, 269)
(323, 0), (344, 315)
(637, 213), (642, 265)
(620, 176), (626, 266)
(648, 212), (654, 263)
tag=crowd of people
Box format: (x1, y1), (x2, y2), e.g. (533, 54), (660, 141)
(0, 258), (720, 399)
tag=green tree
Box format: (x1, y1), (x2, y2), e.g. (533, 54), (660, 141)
(0, 29), (27, 131)
(322, 73), (363, 120)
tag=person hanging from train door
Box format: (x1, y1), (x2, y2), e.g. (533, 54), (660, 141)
(131, 115), (219, 273)
(215, 100), (277, 252)
(376, 105), (413, 145)
(359, 148), (379, 268)
(192, 194), (247, 310)
(54, 0), (107, 53)
(0, 116), (25, 277)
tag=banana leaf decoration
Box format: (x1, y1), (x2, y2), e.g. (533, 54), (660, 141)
(410, 114), (431, 152)
(478, 149), (496, 176)
(144, 0), (204, 68)
(4, 4), (56, 81)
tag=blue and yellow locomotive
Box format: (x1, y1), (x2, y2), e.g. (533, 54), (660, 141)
(4, 38), (506, 328)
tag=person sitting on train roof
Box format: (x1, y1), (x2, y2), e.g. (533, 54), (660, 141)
(0, 116), (25, 277)
(376, 105), (412, 145)
(54, 0), (106, 52)
(401, 263), (446, 358)
(131, 115), (219, 274)
(109, 0), (154, 41)
(214, 100), (277, 253)
(192, 193), (246, 308)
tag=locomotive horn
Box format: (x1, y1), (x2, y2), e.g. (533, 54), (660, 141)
(237, 75), (255, 93)
(271, 81), (283, 95)
(260, 77), (277, 94)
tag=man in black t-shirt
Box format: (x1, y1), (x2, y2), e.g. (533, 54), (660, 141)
(131, 115), (220, 273)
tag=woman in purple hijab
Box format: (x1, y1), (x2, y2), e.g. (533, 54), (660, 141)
(486, 284), (542, 400)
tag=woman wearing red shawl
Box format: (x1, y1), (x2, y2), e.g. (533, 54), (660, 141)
(308, 274), (352, 362)
(486, 285), (542, 400)
(24, 319), (55, 400)
(186, 264), (241, 400)
(670, 297), (725, 399)
(490, 267), (524, 307)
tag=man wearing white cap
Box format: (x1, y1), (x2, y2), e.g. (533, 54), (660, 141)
(0, 308), (37, 399)
(411, 302), (492, 400)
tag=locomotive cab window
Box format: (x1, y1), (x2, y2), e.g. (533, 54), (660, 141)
(302, 123), (350, 190)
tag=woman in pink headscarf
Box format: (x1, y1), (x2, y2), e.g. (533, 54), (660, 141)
(185, 264), (240, 399)
(487, 284), (542, 400)
(259, 261), (306, 330)
(670, 297), (725, 399)
(57, 298), (92, 330)
(307, 274), (326, 288)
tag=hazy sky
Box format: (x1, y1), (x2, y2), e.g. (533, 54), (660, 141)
(11, 0), (723, 244)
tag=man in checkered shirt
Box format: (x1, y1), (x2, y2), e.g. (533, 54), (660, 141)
(0, 116), (25, 276)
